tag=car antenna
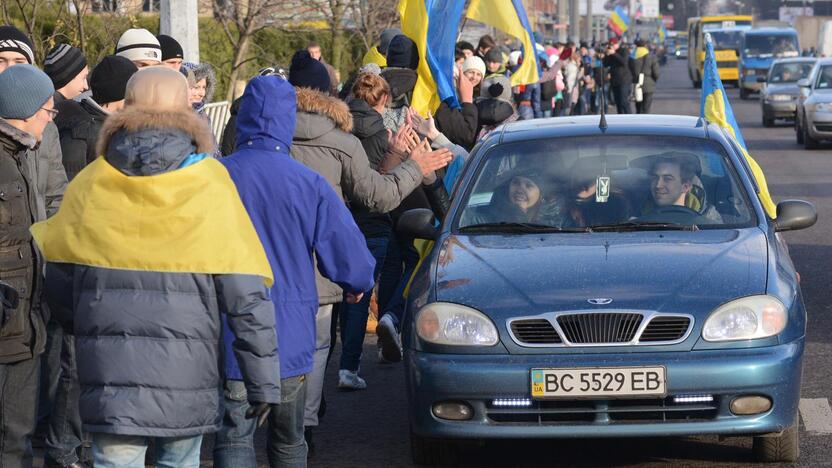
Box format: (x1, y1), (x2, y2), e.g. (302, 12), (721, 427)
(598, 54), (608, 132)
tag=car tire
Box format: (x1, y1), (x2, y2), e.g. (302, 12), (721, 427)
(804, 120), (820, 149)
(752, 420), (799, 463)
(796, 119), (804, 144)
(411, 432), (457, 466)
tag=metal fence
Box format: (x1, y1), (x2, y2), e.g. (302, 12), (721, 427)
(204, 101), (232, 142)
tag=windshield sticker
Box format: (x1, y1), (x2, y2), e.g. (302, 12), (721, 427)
(596, 176), (611, 203)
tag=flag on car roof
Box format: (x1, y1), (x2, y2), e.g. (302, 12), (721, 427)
(608, 6), (629, 36)
(466, 0), (541, 87)
(700, 33), (777, 218)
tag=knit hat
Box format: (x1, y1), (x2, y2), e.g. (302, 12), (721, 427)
(43, 44), (87, 90)
(156, 35), (183, 61)
(386, 35), (419, 70)
(90, 55), (138, 104)
(484, 48), (503, 65)
(288, 50), (331, 93)
(116, 29), (161, 63)
(462, 56), (486, 77)
(125, 66), (189, 111)
(0, 25), (34, 64)
(0, 64), (54, 119)
(358, 63), (382, 76)
(480, 75), (513, 104)
(378, 28), (402, 55)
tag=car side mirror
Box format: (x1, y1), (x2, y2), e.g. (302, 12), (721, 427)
(774, 200), (817, 232)
(397, 208), (439, 240)
(756, 76), (766, 83)
(0, 281), (19, 310)
(797, 78), (810, 88)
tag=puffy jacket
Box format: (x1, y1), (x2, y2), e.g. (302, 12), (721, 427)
(222, 77), (374, 380)
(434, 101), (478, 150)
(29, 122), (67, 219)
(291, 87), (422, 304)
(0, 118), (45, 364)
(42, 106), (281, 437)
(54, 97), (108, 180)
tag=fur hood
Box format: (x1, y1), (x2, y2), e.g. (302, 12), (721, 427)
(182, 62), (217, 104)
(96, 106), (215, 158)
(295, 87), (353, 133)
(0, 117), (38, 151)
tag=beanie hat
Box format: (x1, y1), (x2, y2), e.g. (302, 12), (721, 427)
(358, 63), (382, 76)
(386, 35), (419, 70)
(116, 29), (161, 63)
(480, 75), (512, 104)
(90, 55), (138, 104)
(0, 64), (54, 119)
(156, 35), (183, 61)
(288, 50), (331, 93)
(43, 44), (87, 90)
(484, 48), (503, 64)
(462, 56), (486, 77)
(125, 66), (189, 111)
(0, 25), (34, 64)
(509, 50), (523, 67)
(378, 28), (402, 55)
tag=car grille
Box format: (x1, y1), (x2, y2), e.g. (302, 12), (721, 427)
(815, 124), (832, 132)
(557, 313), (643, 344)
(639, 316), (691, 342)
(717, 60), (738, 68)
(510, 319), (562, 344)
(486, 397), (719, 425)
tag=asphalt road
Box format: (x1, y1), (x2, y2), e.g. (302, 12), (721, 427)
(223, 60), (832, 468)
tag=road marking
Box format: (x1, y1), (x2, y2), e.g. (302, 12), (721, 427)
(799, 398), (832, 434)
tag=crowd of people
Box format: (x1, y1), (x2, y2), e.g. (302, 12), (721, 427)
(0, 21), (662, 468)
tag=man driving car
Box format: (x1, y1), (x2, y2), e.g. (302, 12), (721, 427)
(649, 154), (695, 207)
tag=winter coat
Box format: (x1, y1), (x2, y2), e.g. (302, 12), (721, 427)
(42, 107), (281, 437)
(220, 97), (241, 156)
(0, 118), (45, 364)
(29, 122), (67, 219)
(604, 47), (634, 87)
(54, 97), (108, 180)
(348, 98), (394, 239)
(291, 87), (422, 304)
(631, 51), (660, 94)
(222, 77), (374, 380)
(434, 101), (478, 150)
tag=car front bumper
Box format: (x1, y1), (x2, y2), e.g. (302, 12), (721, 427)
(808, 110), (832, 138)
(762, 101), (797, 119)
(741, 75), (763, 91)
(406, 338), (803, 440)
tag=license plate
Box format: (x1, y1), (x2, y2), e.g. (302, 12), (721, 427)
(530, 367), (666, 399)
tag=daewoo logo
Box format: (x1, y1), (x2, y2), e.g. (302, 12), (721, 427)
(587, 298), (613, 305)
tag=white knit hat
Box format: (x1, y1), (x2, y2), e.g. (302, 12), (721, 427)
(461, 56), (486, 77)
(116, 29), (161, 63)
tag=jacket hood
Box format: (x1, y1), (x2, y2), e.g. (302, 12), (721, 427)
(380, 68), (417, 105)
(294, 87), (353, 140)
(182, 62), (216, 104)
(97, 106), (215, 176)
(236, 76), (296, 152)
(0, 117), (38, 150)
(476, 98), (514, 126)
(348, 98), (386, 140)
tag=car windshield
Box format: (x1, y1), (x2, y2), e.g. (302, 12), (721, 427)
(815, 65), (832, 89)
(456, 135), (757, 232)
(744, 34), (799, 58)
(709, 30), (744, 50)
(769, 62), (814, 83)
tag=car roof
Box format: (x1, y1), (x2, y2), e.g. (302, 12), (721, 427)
(771, 57), (817, 65)
(814, 58), (832, 67)
(495, 115), (712, 144)
(744, 27), (797, 35)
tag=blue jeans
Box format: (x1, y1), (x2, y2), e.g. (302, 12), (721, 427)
(517, 104), (534, 120)
(340, 235), (389, 371)
(214, 376), (307, 468)
(92, 433), (202, 468)
(378, 233), (421, 329)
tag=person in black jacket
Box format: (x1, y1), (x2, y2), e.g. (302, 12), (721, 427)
(630, 39), (660, 114)
(434, 55), (480, 150)
(603, 38), (633, 114)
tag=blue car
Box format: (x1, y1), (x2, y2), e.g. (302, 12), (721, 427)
(398, 115), (816, 465)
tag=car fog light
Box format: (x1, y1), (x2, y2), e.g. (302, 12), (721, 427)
(432, 402), (473, 421)
(492, 398), (532, 407)
(730, 395), (772, 415)
(673, 394), (714, 404)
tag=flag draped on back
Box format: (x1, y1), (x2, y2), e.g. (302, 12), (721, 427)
(398, 0), (466, 116)
(608, 6), (629, 36)
(700, 33), (777, 218)
(466, 0), (540, 87)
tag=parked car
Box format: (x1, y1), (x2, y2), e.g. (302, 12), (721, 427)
(399, 115), (816, 466)
(795, 58), (832, 149)
(759, 57), (816, 126)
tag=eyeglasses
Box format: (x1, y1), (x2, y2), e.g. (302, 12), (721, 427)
(41, 107), (59, 118)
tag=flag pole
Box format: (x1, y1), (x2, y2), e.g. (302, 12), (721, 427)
(457, 17), (468, 42)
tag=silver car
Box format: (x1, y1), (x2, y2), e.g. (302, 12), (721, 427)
(796, 58), (832, 149)
(760, 58), (816, 127)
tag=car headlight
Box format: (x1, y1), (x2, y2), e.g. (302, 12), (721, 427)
(702, 295), (787, 342)
(815, 102), (832, 112)
(416, 302), (499, 346)
(768, 94), (792, 102)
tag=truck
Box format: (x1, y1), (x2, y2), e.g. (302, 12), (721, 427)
(738, 27), (800, 99)
(687, 15), (753, 88)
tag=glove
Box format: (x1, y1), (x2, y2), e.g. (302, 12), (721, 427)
(245, 401), (272, 428)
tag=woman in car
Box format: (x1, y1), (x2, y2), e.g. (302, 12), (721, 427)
(471, 169), (576, 227)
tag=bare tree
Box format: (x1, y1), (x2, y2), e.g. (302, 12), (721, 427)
(351, 0), (398, 54)
(8, 0), (72, 64)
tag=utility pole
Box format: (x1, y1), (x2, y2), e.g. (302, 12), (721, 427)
(570, 0), (581, 42)
(558, 0), (568, 43)
(586, 0), (593, 43)
(160, 0), (200, 63)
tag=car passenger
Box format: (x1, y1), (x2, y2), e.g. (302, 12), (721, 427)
(471, 170), (575, 227)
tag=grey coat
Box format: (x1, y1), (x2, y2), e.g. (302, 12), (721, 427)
(44, 107), (281, 437)
(291, 87), (422, 304)
(631, 53), (661, 94)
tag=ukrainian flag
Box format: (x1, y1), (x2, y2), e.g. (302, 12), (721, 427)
(701, 33), (777, 218)
(466, 0), (540, 87)
(398, 0), (466, 116)
(608, 6), (629, 37)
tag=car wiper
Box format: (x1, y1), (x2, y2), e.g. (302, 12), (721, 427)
(458, 222), (590, 233)
(589, 222), (699, 232)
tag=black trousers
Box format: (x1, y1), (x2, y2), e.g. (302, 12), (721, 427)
(636, 92), (654, 114)
(612, 84), (633, 114)
(0, 355), (40, 468)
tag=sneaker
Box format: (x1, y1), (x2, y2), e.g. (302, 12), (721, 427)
(376, 314), (402, 363)
(337, 369), (367, 390)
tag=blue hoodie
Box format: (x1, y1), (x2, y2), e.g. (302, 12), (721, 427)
(221, 77), (375, 379)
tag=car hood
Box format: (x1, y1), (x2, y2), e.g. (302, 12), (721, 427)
(764, 83), (800, 95)
(435, 229), (768, 321)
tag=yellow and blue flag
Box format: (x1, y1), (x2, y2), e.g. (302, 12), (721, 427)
(700, 33), (777, 218)
(608, 6), (629, 36)
(398, 0), (466, 116)
(466, 0), (540, 87)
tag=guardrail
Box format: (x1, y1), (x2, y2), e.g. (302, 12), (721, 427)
(204, 101), (232, 142)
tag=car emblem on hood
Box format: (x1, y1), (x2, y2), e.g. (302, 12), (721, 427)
(588, 298), (613, 305)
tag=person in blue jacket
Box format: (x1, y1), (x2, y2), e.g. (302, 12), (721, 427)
(213, 76), (375, 468)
